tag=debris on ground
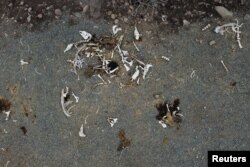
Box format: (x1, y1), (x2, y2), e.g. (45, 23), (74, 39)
(161, 56), (170, 62)
(79, 124), (86, 138)
(201, 24), (211, 31)
(64, 25), (152, 86)
(3, 110), (11, 121)
(117, 129), (131, 151)
(61, 87), (75, 117)
(214, 20), (243, 48)
(221, 60), (229, 72)
(134, 26), (141, 41)
(107, 117), (118, 127)
(209, 40), (216, 46)
(155, 99), (183, 128)
(20, 126), (27, 135)
(20, 59), (29, 66)
(0, 96), (11, 113)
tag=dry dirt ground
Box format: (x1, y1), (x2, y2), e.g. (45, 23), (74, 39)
(0, 1), (250, 167)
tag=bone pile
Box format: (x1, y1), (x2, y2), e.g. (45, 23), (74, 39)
(64, 25), (152, 84)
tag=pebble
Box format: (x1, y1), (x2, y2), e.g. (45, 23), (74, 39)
(28, 7), (32, 12)
(125, 2), (129, 6)
(215, 6), (233, 19)
(8, 3), (13, 7)
(244, 14), (250, 20)
(107, 11), (112, 15)
(114, 19), (119, 24)
(20, 1), (24, 6)
(209, 40), (216, 46)
(183, 19), (190, 26)
(74, 12), (82, 18)
(27, 15), (31, 22)
(62, 5), (67, 11)
(55, 9), (62, 16)
(111, 14), (116, 19)
(123, 17), (128, 23)
(37, 14), (43, 19)
(46, 5), (54, 10)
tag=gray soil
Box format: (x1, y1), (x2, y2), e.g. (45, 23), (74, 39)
(0, 13), (250, 167)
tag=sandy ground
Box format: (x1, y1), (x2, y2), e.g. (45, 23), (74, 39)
(0, 14), (250, 166)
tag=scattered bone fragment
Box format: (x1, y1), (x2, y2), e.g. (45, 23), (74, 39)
(64, 43), (74, 53)
(221, 60), (229, 72)
(3, 110), (11, 120)
(20, 59), (29, 66)
(61, 87), (75, 117)
(72, 92), (79, 103)
(107, 117), (118, 127)
(161, 56), (170, 61)
(131, 66), (140, 81)
(79, 124), (86, 137)
(142, 64), (153, 80)
(134, 26), (141, 40)
(112, 25), (122, 35)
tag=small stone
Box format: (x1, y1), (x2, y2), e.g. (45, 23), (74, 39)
(28, 7), (32, 12)
(20, 1), (24, 6)
(125, 2), (129, 6)
(27, 15), (31, 22)
(244, 14), (250, 20)
(55, 9), (62, 16)
(128, 9), (132, 14)
(114, 19), (119, 24)
(37, 14), (43, 19)
(183, 19), (190, 26)
(46, 5), (54, 10)
(62, 5), (67, 11)
(215, 6), (233, 19)
(107, 11), (112, 15)
(209, 40), (216, 46)
(111, 14), (116, 19)
(74, 12), (81, 18)
(123, 17), (128, 22)
(129, 5), (134, 10)
(8, 3), (13, 7)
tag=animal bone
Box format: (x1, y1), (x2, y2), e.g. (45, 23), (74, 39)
(61, 87), (74, 117)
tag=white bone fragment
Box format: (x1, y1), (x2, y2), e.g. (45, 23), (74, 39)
(134, 26), (141, 40)
(132, 66), (140, 81)
(143, 64), (153, 80)
(133, 41), (140, 51)
(124, 64), (130, 71)
(190, 70), (196, 78)
(161, 56), (170, 61)
(79, 31), (92, 41)
(112, 25), (122, 35)
(5, 161), (10, 167)
(221, 60), (229, 72)
(20, 59), (29, 66)
(61, 87), (73, 117)
(201, 24), (211, 31)
(136, 78), (140, 85)
(64, 43), (74, 53)
(79, 124), (86, 137)
(158, 120), (167, 128)
(3, 110), (11, 120)
(107, 117), (118, 127)
(109, 67), (119, 74)
(72, 92), (79, 103)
